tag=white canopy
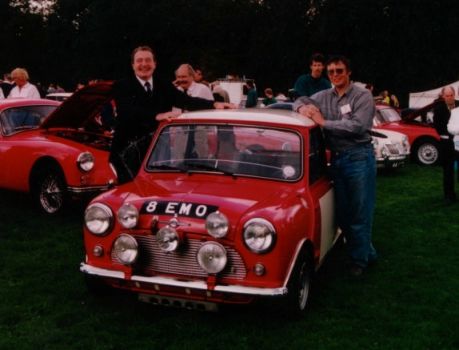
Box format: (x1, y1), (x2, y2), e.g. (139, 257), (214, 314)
(409, 81), (459, 108)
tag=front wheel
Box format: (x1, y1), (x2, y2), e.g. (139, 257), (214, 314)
(32, 167), (67, 214)
(283, 249), (313, 315)
(413, 140), (439, 165)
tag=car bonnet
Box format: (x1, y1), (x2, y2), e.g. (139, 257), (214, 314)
(40, 81), (114, 129)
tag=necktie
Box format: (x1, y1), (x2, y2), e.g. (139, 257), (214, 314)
(144, 81), (152, 94)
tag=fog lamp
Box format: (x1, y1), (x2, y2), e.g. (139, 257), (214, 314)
(156, 226), (180, 252)
(113, 234), (138, 265)
(197, 242), (227, 274)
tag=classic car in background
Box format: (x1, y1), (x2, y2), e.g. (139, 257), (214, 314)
(371, 129), (410, 169)
(266, 102), (410, 169)
(0, 82), (117, 214)
(81, 108), (339, 314)
(373, 104), (440, 165)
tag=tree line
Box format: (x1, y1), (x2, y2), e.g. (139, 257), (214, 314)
(1, 0), (458, 106)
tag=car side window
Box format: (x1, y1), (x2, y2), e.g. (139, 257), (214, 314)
(309, 127), (327, 184)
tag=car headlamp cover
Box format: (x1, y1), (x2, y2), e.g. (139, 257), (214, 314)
(85, 203), (113, 235)
(243, 218), (276, 253)
(117, 203), (139, 229)
(206, 211), (229, 238)
(77, 151), (95, 172)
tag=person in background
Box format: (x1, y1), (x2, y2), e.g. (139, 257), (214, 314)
(174, 64), (214, 101)
(390, 94), (399, 108)
(262, 88), (277, 106)
(1, 73), (14, 97)
(245, 80), (258, 108)
(172, 63), (214, 159)
(7, 68), (41, 99)
(380, 90), (390, 105)
(293, 52), (331, 98)
(294, 55), (377, 277)
(193, 67), (210, 86)
(433, 86), (459, 204)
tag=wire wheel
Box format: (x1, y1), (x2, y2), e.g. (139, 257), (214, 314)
(34, 167), (66, 214)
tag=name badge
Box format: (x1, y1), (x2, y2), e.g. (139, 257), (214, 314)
(340, 104), (352, 115)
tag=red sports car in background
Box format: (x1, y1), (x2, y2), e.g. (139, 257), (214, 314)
(0, 82), (117, 214)
(373, 104), (440, 165)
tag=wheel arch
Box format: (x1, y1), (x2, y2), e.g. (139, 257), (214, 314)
(29, 156), (67, 190)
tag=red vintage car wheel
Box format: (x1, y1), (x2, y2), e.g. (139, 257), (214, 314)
(33, 167), (67, 214)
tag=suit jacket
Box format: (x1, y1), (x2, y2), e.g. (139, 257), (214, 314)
(433, 99), (459, 137)
(111, 74), (215, 155)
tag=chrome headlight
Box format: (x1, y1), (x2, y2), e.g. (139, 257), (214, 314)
(156, 226), (180, 252)
(113, 234), (138, 265)
(84, 203), (113, 235)
(243, 218), (276, 254)
(206, 211), (229, 238)
(77, 152), (95, 172)
(117, 203), (139, 229)
(197, 242), (227, 274)
(402, 136), (410, 153)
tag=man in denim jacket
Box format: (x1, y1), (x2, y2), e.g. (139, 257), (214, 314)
(294, 55), (377, 277)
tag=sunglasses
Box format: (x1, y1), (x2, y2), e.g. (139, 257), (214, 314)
(327, 68), (345, 75)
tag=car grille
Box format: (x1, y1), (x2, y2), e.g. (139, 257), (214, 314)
(112, 235), (247, 280)
(386, 144), (401, 155)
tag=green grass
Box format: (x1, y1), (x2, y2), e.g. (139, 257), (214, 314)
(0, 164), (458, 350)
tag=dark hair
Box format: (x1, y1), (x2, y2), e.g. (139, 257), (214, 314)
(309, 53), (326, 65)
(326, 55), (351, 71)
(131, 45), (155, 63)
(246, 80), (255, 88)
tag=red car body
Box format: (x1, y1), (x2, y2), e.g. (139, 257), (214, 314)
(81, 109), (339, 313)
(373, 104), (440, 165)
(0, 82), (117, 214)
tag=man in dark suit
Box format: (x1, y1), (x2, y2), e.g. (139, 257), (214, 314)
(433, 86), (459, 204)
(110, 45), (233, 183)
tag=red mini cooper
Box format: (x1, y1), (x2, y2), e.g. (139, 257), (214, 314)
(80, 109), (339, 313)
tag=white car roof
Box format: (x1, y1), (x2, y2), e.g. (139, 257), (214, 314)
(179, 108), (316, 128)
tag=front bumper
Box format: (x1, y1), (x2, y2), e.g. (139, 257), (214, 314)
(67, 184), (113, 194)
(80, 263), (288, 297)
(376, 156), (407, 169)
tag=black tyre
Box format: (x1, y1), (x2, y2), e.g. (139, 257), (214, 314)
(32, 166), (67, 214)
(283, 249), (314, 315)
(413, 140), (439, 165)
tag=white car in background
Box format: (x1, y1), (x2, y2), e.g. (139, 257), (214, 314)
(371, 129), (410, 169)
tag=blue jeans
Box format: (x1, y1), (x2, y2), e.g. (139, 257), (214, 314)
(330, 144), (377, 268)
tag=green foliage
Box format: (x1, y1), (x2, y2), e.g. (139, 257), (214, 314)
(0, 163), (458, 349)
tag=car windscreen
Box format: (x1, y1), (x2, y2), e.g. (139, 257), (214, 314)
(375, 107), (401, 124)
(0, 105), (58, 135)
(147, 124), (302, 181)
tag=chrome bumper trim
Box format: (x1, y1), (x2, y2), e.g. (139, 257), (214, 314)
(67, 185), (111, 194)
(80, 263), (287, 296)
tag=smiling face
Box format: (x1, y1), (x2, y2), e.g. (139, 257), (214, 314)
(327, 61), (351, 90)
(132, 49), (156, 81)
(175, 64), (194, 90)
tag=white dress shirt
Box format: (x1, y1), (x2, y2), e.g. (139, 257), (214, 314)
(8, 82), (41, 99)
